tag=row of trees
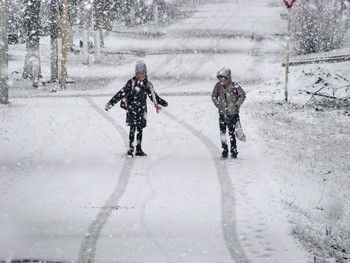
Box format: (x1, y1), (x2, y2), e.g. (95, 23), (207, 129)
(0, 0), (184, 104)
(8, 0), (183, 38)
(1, 0), (350, 104)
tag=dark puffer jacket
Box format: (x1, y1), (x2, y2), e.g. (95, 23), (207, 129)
(106, 77), (168, 128)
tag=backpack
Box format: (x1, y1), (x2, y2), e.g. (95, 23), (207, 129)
(120, 79), (135, 110)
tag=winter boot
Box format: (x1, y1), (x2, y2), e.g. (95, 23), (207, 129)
(127, 146), (134, 157)
(221, 145), (229, 159)
(135, 145), (147, 156)
(231, 148), (238, 159)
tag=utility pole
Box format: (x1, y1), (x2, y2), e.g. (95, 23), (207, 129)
(284, 7), (291, 102)
(61, 0), (68, 89)
(0, 0), (9, 104)
(283, 0), (296, 102)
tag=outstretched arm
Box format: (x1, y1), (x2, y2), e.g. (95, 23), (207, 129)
(148, 92), (168, 107)
(147, 82), (168, 107)
(105, 80), (132, 111)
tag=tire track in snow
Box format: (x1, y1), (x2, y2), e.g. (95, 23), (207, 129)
(139, 153), (175, 263)
(137, 119), (177, 263)
(77, 98), (134, 263)
(163, 109), (251, 263)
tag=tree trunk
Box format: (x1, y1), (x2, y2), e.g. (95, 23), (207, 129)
(68, 25), (74, 51)
(83, 0), (91, 65)
(22, 0), (42, 88)
(61, 0), (68, 89)
(100, 30), (104, 48)
(94, 30), (101, 62)
(93, 0), (102, 62)
(67, 1), (74, 51)
(129, 0), (137, 26)
(50, 0), (59, 82)
(153, 3), (159, 22)
(0, 0), (9, 104)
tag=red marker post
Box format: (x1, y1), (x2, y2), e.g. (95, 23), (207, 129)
(283, 0), (296, 102)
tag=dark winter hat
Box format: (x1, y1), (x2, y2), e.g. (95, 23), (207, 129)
(135, 60), (147, 74)
(217, 68), (231, 80)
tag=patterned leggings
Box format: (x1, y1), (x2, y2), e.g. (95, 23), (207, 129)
(129, 126), (143, 149)
(219, 114), (239, 151)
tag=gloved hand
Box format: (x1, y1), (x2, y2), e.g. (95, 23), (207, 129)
(105, 103), (112, 111)
(155, 104), (162, 114)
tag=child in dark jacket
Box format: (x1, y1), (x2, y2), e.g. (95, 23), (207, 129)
(105, 60), (168, 157)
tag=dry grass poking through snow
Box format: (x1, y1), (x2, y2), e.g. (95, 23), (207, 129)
(245, 101), (350, 263)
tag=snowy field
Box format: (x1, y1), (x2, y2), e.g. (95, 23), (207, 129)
(1, 1), (350, 263)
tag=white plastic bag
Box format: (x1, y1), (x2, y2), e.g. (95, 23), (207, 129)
(235, 120), (246, 142)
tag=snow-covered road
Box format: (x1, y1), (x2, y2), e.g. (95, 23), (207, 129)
(1, 94), (309, 263)
(5, 0), (348, 262)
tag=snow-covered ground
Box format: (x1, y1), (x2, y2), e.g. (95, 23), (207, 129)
(1, 1), (349, 263)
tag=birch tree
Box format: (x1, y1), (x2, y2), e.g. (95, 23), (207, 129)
(50, 0), (60, 82)
(83, 0), (92, 65)
(0, 0), (9, 104)
(61, 0), (68, 89)
(22, 0), (42, 88)
(93, 0), (102, 62)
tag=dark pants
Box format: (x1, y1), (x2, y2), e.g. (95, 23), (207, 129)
(219, 114), (239, 152)
(129, 126), (143, 149)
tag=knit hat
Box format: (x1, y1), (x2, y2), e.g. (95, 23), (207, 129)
(135, 60), (147, 74)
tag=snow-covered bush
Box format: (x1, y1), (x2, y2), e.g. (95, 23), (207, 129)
(291, 0), (350, 55)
